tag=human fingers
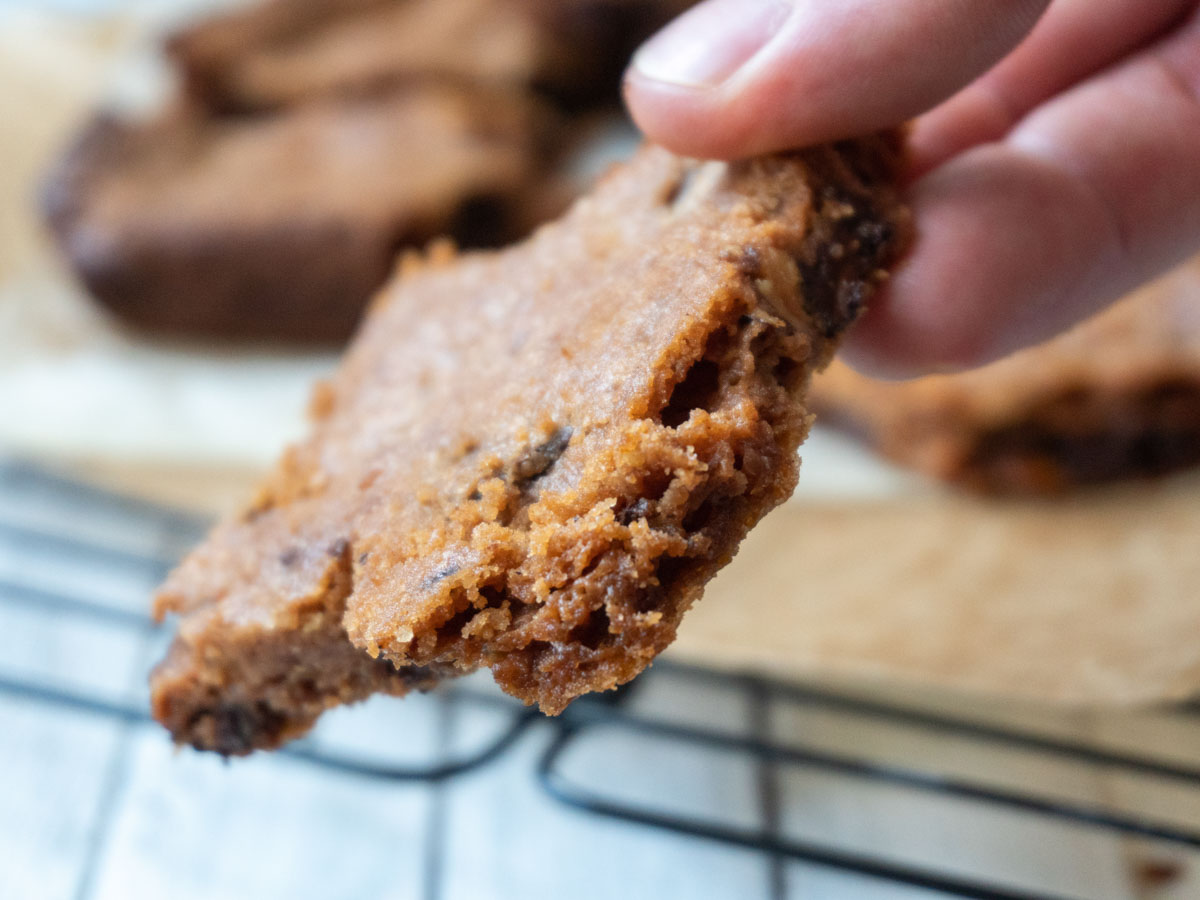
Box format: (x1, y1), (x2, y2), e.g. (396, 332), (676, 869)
(911, 0), (1198, 174)
(623, 0), (1049, 160)
(844, 11), (1200, 376)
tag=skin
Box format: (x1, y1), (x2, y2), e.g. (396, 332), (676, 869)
(624, 0), (1200, 377)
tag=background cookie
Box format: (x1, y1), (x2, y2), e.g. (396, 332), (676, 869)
(812, 257), (1200, 493)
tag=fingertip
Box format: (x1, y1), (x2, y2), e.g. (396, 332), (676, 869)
(623, 67), (815, 160)
(625, 0), (1047, 160)
(622, 71), (742, 159)
(622, 0), (795, 157)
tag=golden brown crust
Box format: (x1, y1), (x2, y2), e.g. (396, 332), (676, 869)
(151, 136), (909, 753)
(151, 537), (453, 756)
(812, 257), (1200, 493)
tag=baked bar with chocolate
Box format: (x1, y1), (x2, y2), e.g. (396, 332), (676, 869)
(167, 0), (691, 114)
(168, 0), (549, 113)
(42, 84), (557, 342)
(151, 136), (909, 754)
(812, 258), (1200, 494)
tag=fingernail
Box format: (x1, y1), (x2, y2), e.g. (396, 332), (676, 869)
(631, 0), (791, 88)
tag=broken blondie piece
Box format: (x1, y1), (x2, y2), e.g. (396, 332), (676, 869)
(151, 136), (909, 753)
(812, 257), (1200, 494)
(42, 84), (556, 342)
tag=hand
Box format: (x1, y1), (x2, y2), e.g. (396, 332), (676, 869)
(624, 0), (1200, 377)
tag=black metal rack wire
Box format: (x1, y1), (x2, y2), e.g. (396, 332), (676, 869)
(2, 458), (1199, 900)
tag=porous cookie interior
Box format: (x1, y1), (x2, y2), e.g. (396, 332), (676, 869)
(152, 538), (453, 755)
(351, 297), (816, 712)
(152, 138), (908, 751)
(333, 143), (906, 712)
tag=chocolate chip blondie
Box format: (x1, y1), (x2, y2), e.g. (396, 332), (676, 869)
(151, 135), (909, 753)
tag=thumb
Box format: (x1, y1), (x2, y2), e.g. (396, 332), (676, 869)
(624, 0), (1050, 160)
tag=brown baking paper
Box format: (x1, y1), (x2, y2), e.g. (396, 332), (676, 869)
(672, 471), (1200, 706)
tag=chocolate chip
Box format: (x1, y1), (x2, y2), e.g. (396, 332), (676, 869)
(191, 702), (286, 756)
(855, 219), (894, 257)
(617, 497), (652, 526)
(739, 246), (762, 279)
(798, 192), (894, 339)
(422, 564), (460, 589)
(512, 426), (573, 485)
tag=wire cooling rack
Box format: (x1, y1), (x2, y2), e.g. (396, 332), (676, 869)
(2, 458), (1200, 900)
